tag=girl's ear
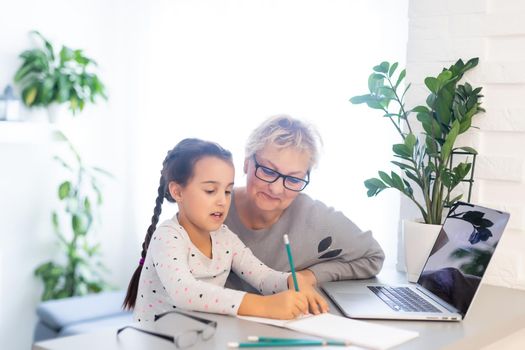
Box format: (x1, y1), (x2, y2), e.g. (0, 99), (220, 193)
(168, 182), (183, 202)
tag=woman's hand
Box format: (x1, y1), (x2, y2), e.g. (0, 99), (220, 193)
(296, 269), (318, 286)
(238, 291), (308, 320)
(288, 273), (329, 315)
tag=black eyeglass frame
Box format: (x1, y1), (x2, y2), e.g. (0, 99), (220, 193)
(116, 310), (217, 348)
(252, 155), (310, 192)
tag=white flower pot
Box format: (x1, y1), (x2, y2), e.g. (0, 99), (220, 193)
(402, 220), (442, 282)
(47, 103), (70, 123)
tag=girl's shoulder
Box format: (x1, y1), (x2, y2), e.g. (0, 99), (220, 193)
(154, 216), (188, 240)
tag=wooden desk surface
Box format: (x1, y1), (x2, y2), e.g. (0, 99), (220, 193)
(33, 270), (525, 350)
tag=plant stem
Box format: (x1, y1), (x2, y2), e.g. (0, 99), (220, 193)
(386, 75), (413, 135)
(385, 110), (405, 140)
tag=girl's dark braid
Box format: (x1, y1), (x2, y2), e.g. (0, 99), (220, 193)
(142, 176), (166, 257)
(123, 173), (166, 309)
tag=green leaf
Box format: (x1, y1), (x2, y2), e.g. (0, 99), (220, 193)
(393, 143), (411, 158)
(405, 169), (423, 188)
(425, 137), (439, 156)
(453, 162), (472, 180)
(84, 197), (92, 214)
(72, 214), (86, 236)
(58, 181), (71, 200)
(391, 161), (416, 171)
(390, 171), (405, 191)
(23, 87), (38, 106)
(404, 133), (417, 151)
(441, 169), (456, 187)
(384, 113), (400, 118)
(373, 61), (390, 74)
(377, 86), (396, 99)
(368, 73), (385, 93)
(402, 179), (414, 196)
(364, 178), (388, 197)
(366, 99), (385, 110)
(378, 171), (394, 186)
(412, 105), (430, 114)
(436, 70), (453, 84)
(51, 211), (60, 233)
(424, 77), (439, 94)
(395, 69), (406, 89)
(388, 62), (399, 78)
(349, 94), (373, 105)
(455, 146), (478, 155)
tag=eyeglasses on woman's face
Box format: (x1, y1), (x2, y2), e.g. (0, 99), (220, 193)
(252, 155), (309, 192)
(116, 310), (217, 348)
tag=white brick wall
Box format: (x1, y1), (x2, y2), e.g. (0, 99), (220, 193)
(406, 0), (525, 290)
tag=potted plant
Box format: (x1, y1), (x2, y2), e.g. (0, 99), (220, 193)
(13, 30), (107, 120)
(34, 131), (112, 300)
(350, 58), (484, 280)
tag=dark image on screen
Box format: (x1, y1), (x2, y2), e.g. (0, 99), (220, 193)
(417, 202), (510, 316)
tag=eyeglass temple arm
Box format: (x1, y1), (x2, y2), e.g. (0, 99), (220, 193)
(117, 325), (175, 342)
(155, 310), (217, 326)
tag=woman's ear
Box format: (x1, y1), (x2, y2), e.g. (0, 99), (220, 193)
(243, 158), (249, 174)
(168, 182), (183, 202)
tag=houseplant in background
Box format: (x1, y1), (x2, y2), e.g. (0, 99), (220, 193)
(350, 58), (484, 281)
(34, 131), (112, 300)
(13, 30), (107, 121)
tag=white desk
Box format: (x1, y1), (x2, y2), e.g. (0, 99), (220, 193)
(33, 270), (525, 350)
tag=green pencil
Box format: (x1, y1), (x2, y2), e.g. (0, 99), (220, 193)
(247, 336), (351, 344)
(283, 234), (299, 291)
(228, 339), (351, 347)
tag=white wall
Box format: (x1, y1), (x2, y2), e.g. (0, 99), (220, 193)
(133, 0), (408, 269)
(0, 1), (408, 349)
(0, 1), (147, 349)
(404, 0), (525, 290)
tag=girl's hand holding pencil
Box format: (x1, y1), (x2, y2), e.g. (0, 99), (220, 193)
(289, 274), (329, 315)
(238, 234), (329, 320)
(238, 290), (309, 320)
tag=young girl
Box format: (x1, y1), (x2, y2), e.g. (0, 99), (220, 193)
(123, 138), (328, 321)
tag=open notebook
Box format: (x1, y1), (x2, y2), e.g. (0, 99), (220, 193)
(238, 313), (418, 350)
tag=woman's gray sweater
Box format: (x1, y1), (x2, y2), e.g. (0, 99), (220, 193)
(224, 193), (385, 292)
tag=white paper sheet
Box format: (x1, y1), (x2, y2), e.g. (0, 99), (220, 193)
(238, 313), (418, 350)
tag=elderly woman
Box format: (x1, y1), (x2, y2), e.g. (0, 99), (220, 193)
(225, 115), (385, 292)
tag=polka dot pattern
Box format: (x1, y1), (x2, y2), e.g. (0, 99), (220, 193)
(133, 215), (289, 322)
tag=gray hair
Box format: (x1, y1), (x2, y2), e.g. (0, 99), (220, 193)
(245, 114), (323, 168)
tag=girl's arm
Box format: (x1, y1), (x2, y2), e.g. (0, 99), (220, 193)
(150, 223), (314, 319)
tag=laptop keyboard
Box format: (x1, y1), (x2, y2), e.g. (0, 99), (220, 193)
(368, 286), (442, 313)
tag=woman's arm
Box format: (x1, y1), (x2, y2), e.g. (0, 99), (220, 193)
(289, 196), (385, 284)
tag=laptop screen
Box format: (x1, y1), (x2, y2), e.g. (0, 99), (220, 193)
(417, 202), (510, 316)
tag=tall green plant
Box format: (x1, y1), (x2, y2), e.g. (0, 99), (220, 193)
(14, 30), (107, 115)
(350, 58), (484, 224)
(34, 131), (112, 300)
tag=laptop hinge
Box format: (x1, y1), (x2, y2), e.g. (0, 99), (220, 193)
(415, 286), (462, 315)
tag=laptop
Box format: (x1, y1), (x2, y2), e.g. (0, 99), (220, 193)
(322, 202), (510, 321)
